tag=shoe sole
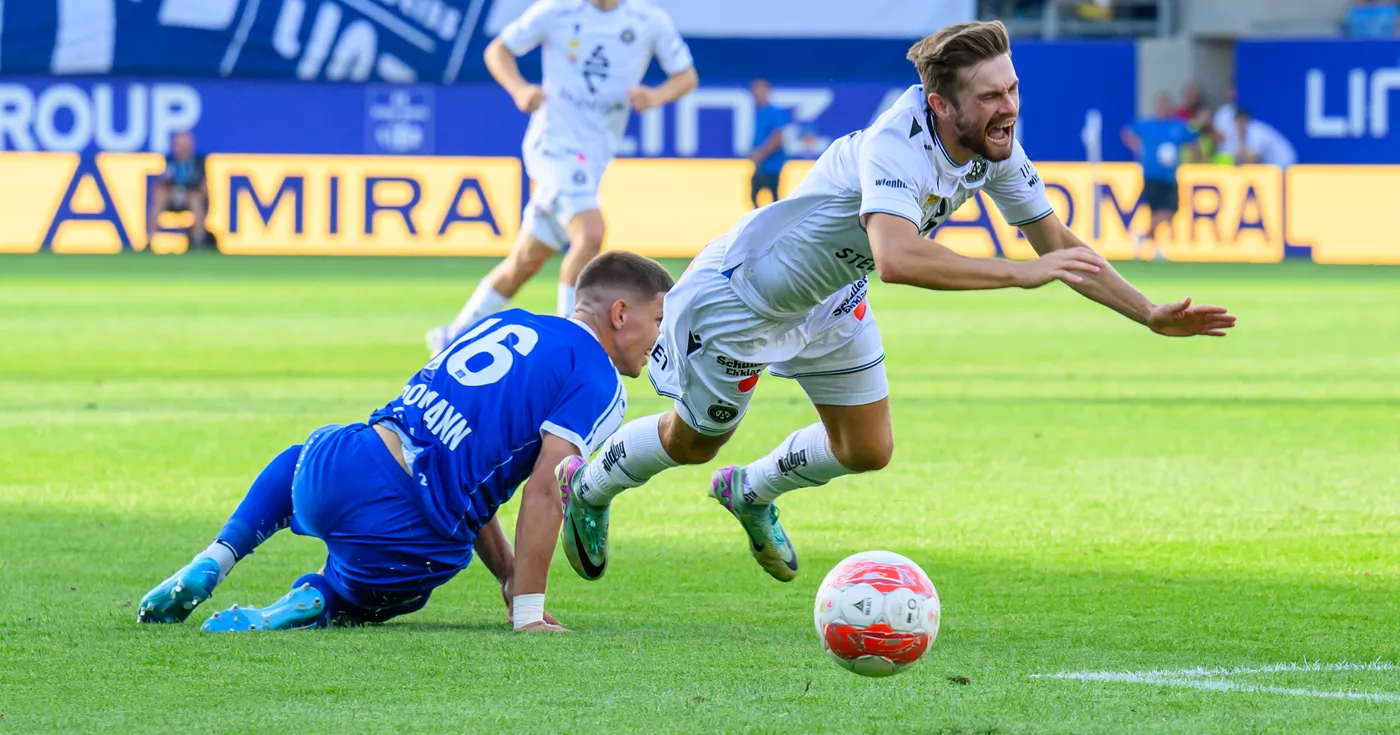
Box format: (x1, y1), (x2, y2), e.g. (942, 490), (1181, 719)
(557, 458), (607, 581)
(710, 468), (798, 583)
(137, 577), (214, 624)
(201, 584), (326, 632)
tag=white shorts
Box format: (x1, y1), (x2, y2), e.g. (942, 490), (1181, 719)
(648, 239), (889, 436)
(522, 145), (609, 250)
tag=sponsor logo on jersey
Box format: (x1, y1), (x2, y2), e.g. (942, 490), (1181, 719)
(716, 355), (762, 377)
(909, 117), (924, 138)
(831, 278), (869, 317)
(650, 342), (669, 369)
(600, 440), (627, 473)
(777, 449), (808, 476)
(708, 404), (739, 423)
(832, 247), (877, 274)
(875, 178), (909, 190)
(687, 331), (703, 356)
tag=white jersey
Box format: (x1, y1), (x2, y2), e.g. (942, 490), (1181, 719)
(719, 85), (1054, 320)
(500, 0), (693, 158)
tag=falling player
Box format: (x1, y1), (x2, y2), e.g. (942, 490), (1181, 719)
(138, 253), (673, 632)
(555, 21), (1237, 583)
(428, 0), (698, 353)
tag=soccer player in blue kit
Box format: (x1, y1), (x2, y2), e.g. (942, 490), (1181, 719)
(137, 252), (674, 633)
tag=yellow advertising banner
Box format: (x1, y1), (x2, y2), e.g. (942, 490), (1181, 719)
(0, 152), (1395, 264)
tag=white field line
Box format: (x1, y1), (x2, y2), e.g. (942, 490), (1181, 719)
(1032, 661), (1400, 703)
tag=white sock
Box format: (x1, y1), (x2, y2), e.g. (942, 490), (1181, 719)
(450, 283), (510, 337)
(742, 423), (853, 504)
(557, 283), (576, 317)
(581, 414), (678, 506)
(201, 541), (238, 584)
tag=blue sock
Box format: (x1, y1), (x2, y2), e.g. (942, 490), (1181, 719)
(216, 445), (301, 560)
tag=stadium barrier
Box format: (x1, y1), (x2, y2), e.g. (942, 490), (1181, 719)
(0, 153), (1395, 264)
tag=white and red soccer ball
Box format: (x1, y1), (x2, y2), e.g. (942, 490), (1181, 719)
(813, 550), (940, 677)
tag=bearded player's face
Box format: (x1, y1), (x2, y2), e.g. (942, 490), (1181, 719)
(949, 54), (1020, 162)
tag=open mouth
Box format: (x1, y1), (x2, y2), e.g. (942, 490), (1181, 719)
(987, 121), (1014, 146)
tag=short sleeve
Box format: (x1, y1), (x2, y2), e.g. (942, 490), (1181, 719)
(857, 125), (925, 228)
(984, 140), (1054, 227)
(540, 364), (626, 457)
(649, 8), (693, 75)
(499, 0), (558, 56)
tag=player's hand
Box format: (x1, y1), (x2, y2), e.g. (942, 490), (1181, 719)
(515, 620), (570, 633)
(1146, 297), (1237, 337)
(512, 84), (546, 113)
(500, 576), (561, 626)
(627, 85), (664, 112)
(1014, 247), (1106, 288)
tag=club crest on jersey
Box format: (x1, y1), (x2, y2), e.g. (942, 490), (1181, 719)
(621, 28), (636, 43)
(965, 158), (989, 183)
(573, 170), (588, 184)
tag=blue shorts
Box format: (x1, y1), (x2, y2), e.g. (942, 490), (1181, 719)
(289, 423), (473, 622)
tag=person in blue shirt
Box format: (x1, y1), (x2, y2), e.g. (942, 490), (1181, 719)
(137, 252), (674, 633)
(1121, 93), (1200, 260)
(749, 79), (791, 208)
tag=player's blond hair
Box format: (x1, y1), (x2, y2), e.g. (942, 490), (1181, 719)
(907, 21), (1011, 106)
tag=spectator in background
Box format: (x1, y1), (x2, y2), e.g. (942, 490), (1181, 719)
(1175, 81), (1204, 121)
(1183, 107), (1229, 165)
(748, 79), (790, 208)
(147, 130), (209, 250)
(1347, 0), (1400, 36)
(1233, 108), (1298, 168)
(1212, 84), (1239, 158)
(1122, 92), (1200, 260)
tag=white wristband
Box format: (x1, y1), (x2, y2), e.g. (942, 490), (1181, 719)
(513, 593), (545, 629)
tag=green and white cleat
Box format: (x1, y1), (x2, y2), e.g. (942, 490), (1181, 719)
(137, 555), (221, 624)
(557, 456), (609, 581)
(710, 466), (798, 582)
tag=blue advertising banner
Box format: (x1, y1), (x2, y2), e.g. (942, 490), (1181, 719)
(0, 40), (1134, 162)
(1236, 39), (1400, 164)
(0, 0), (494, 83)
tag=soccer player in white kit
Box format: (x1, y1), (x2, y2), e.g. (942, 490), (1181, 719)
(428, 0), (697, 353)
(554, 21), (1237, 583)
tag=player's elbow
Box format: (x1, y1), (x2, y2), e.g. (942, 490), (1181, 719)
(873, 254), (911, 286)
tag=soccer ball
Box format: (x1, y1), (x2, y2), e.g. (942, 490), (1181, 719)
(813, 550), (940, 677)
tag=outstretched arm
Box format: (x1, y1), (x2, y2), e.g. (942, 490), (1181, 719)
(510, 432), (580, 632)
(866, 212), (1105, 291)
(628, 66), (699, 112)
(1019, 213), (1237, 336)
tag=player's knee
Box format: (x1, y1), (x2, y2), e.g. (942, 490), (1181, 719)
(658, 412), (729, 465)
(832, 435), (893, 473)
(568, 211), (605, 253)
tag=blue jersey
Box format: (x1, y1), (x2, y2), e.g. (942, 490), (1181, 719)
(1131, 119), (1197, 182)
(753, 104), (791, 176)
(368, 310), (625, 541)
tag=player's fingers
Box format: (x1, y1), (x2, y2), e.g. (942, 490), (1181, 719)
(1203, 329), (1228, 337)
(1061, 258), (1101, 273)
(1054, 270), (1085, 284)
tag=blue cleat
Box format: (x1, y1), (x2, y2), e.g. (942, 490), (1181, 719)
(201, 583), (327, 632)
(137, 555), (222, 624)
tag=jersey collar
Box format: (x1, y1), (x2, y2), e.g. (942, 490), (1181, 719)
(568, 317), (601, 344)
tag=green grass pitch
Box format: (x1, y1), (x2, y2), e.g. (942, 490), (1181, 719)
(1, 254), (1398, 733)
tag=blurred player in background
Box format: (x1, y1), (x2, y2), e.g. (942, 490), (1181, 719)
(555, 21), (1236, 585)
(749, 79), (790, 208)
(140, 253), (673, 633)
(428, 0), (698, 354)
(1122, 93), (1200, 260)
